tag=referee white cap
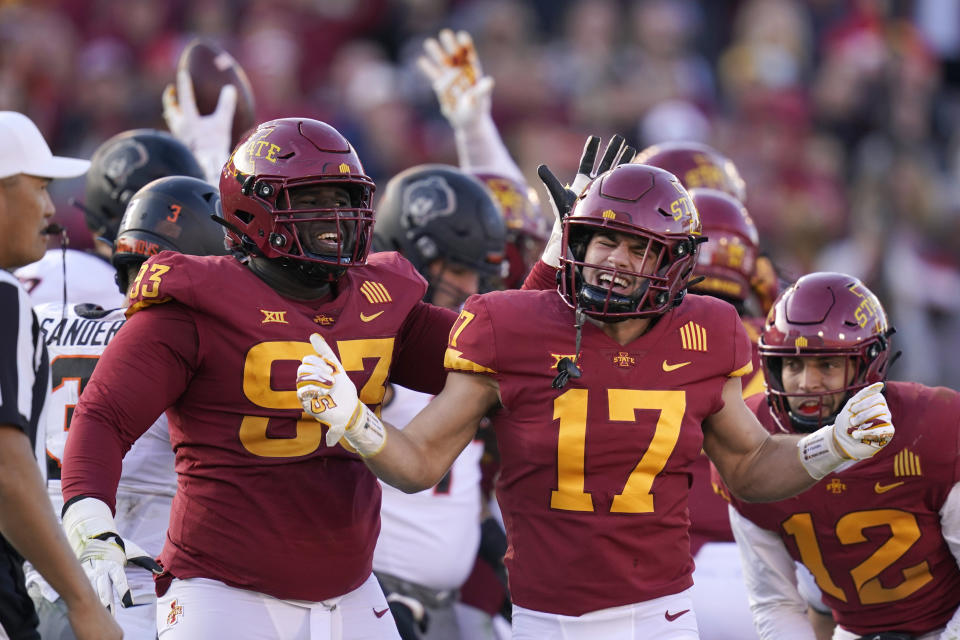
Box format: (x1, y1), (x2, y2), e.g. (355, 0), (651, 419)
(0, 111), (90, 180)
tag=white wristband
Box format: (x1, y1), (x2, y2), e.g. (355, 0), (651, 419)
(797, 425), (846, 480)
(344, 405), (387, 458)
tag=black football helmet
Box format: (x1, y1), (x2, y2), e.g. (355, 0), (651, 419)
(373, 164), (507, 302)
(79, 129), (205, 244)
(112, 176), (228, 293)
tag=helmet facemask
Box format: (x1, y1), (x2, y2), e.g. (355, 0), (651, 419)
(763, 351), (870, 433)
(561, 219), (698, 321)
(235, 175), (374, 283)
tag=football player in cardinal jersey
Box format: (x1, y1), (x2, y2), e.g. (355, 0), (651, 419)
(298, 162), (896, 639)
(61, 118), (458, 640)
(15, 129), (205, 310)
(715, 272), (960, 640)
(371, 164), (506, 640)
(31, 176), (226, 640)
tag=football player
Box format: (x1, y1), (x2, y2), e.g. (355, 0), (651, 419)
(60, 118), (459, 640)
(298, 162), (895, 639)
(680, 188), (766, 640)
(15, 129), (205, 309)
(716, 272), (960, 640)
(31, 176), (227, 640)
(19, 128), (205, 640)
(371, 164), (506, 639)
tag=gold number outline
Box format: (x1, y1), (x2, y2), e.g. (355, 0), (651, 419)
(449, 310), (475, 348)
(130, 263), (171, 300)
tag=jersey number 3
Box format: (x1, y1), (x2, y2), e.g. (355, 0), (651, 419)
(551, 388), (685, 514)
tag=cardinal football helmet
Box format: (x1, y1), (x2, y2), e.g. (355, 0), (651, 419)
(470, 172), (548, 289)
(374, 164), (506, 301)
(687, 188), (759, 304)
(219, 118), (375, 282)
(80, 129), (205, 243)
(633, 141), (746, 203)
(112, 176), (228, 292)
(559, 163), (702, 320)
(760, 272), (894, 433)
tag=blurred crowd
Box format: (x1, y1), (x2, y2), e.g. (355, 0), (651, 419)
(3, 0), (959, 388)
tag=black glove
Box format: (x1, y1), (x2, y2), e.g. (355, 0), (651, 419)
(538, 134), (635, 268)
(386, 593), (429, 640)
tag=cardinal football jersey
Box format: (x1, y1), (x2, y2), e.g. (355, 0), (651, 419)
(62, 252), (455, 601)
(730, 382), (960, 636)
(445, 288), (752, 615)
(688, 313), (764, 553)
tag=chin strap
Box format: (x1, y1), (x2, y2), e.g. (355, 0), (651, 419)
(552, 308), (585, 389)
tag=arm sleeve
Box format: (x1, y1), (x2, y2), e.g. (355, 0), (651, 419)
(390, 301), (458, 396)
(729, 505), (818, 640)
(61, 303), (199, 511)
(454, 112), (524, 184)
(520, 259), (558, 291)
(938, 482), (960, 639)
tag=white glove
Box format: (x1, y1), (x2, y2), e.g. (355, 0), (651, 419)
(538, 135), (636, 267)
(798, 382), (895, 480)
(296, 333), (386, 457)
(418, 29), (495, 129)
(61, 498), (162, 613)
(162, 68), (236, 185)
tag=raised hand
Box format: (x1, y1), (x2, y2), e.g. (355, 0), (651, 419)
(162, 68), (236, 184)
(418, 29), (494, 128)
(538, 135), (636, 267)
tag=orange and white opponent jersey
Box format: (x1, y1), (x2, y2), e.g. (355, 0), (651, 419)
(35, 301), (176, 510)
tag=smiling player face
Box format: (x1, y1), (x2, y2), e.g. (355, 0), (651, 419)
(287, 185), (356, 259)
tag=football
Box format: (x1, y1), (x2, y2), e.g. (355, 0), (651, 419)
(176, 38), (257, 147)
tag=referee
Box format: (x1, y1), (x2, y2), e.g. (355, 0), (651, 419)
(0, 112), (121, 640)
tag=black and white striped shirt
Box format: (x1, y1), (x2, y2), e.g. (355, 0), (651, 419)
(0, 269), (49, 638)
(0, 269), (49, 477)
